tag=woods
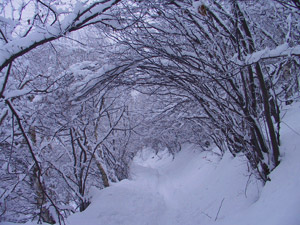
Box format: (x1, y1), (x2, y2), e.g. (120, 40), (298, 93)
(0, 0), (299, 224)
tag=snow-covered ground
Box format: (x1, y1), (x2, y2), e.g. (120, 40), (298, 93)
(3, 102), (300, 225)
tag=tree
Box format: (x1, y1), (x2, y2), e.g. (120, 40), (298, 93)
(102, 0), (300, 181)
(0, 57), (138, 223)
(0, 1), (126, 223)
(1, 0), (300, 223)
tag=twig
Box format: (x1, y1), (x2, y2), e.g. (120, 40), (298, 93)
(201, 211), (212, 219)
(6, 100), (65, 224)
(0, 62), (12, 97)
(244, 170), (253, 198)
(281, 120), (300, 136)
(215, 198), (225, 221)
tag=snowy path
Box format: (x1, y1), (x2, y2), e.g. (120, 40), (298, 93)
(67, 144), (262, 225)
(67, 117), (300, 225)
(131, 149), (217, 225)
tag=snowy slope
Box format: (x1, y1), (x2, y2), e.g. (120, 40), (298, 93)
(216, 103), (300, 225)
(3, 102), (300, 225)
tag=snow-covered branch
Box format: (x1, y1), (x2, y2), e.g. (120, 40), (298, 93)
(0, 0), (121, 73)
(232, 43), (300, 66)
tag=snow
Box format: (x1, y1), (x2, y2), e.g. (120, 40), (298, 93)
(232, 43), (300, 65)
(0, 0), (118, 71)
(246, 44), (300, 64)
(3, 102), (300, 225)
(3, 88), (31, 99)
(215, 103), (300, 225)
(64, 146), (261, 225)
(285, 14), (292, 42)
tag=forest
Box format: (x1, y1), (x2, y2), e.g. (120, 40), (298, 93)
(0, 0), (299, 224)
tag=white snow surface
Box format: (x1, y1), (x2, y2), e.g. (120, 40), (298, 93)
(3, 102), (300, 225)
(232, 43), (300, 65)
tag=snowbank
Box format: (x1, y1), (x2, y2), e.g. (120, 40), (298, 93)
(215, 103), (300, 225)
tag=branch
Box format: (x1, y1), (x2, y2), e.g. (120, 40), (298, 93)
(82, 107), (125, 193)
(5, 100), (41, 172)
(5, 100), (65, 224)
(0, 63), (12, 97)
(37, 0), (58, 26)
(215, 198), (225, 221)
(0, 29), (9, 43)
(0, 0), (121, 73)
(232, 44), (300, 66)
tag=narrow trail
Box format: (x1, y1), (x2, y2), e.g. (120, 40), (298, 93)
(67, 103), (300, 225)
(127, 146), (224, 225)
(67, 146), (260, 225)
